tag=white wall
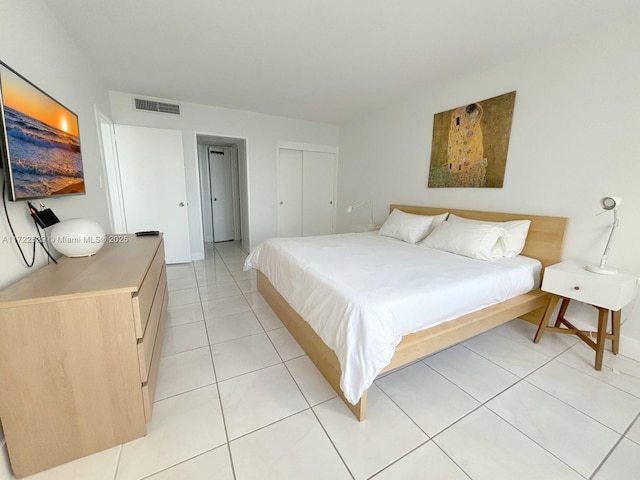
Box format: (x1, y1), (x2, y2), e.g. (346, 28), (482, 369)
(337, 13), (640, 357)
(108, 92), (339, 257)
(0, 0), (112, 291)
(0, 0), (112, 472)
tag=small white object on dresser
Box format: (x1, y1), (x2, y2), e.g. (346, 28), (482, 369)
(533, 260), (638, 370)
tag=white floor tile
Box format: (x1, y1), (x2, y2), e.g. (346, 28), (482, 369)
(627, 416), (640, 444)
(435, 407), (583, 480)
(371, 441), (469, 480)
(243, 292), (269, 310)
(167, 275), (198, 291)
(231, 269), (256, 281)
(376, 362), (479, 436)
(7, 446), (120, 480)
(198, 283), (242, 302)
(463, 329), (552, 377)
(165, 264), (195, 280)
(253, 307), (284, 331)
(527, 360), (640, 433)
(423, 344), (519, 402)
(205, 311), (264, 344)
(487, 381), (619, 477)
(211, 333), (281, 381)
(155, 347), (216, 401)
(593, 438), (640, 480)
(494, 318), (579, 357)
(195, 271), (235, 287)
(167, 287), (200, 307)
(314, 384), (428, 480)
(162, 321), (209, 357)
(0, 444), (9, 480)
(556, 343), (640, 397)
(117, 385), (226, 480)
(267, 327), (305, 361)
(218, 364), (308, 440)
(167, 303), (204, 327)
(144, 446), (233, 480)
(236, 279), (257, 293)
(230, 410), (351, 480)
(202, 295), (252, 319)
(285, 356), (336, 406)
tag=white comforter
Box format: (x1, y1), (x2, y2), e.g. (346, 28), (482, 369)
(244, 232), (540, 404)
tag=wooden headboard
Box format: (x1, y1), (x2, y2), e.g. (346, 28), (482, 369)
(390, 205), (568, 271)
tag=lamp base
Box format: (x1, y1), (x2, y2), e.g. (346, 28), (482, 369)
(585, 264), (618, 275)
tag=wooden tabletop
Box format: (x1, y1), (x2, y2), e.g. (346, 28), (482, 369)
(0, 234), (162, 307)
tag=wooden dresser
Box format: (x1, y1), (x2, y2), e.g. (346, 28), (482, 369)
(0, 234), (168, 478)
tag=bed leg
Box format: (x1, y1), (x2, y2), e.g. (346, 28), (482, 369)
(349, 391), (367, 421)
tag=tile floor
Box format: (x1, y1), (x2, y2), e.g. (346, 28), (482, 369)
(2, 241), (640, 479)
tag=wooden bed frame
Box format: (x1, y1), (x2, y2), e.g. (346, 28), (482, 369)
(257, 205), (568, 420)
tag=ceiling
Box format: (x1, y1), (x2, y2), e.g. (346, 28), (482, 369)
(44, 0), (639, 124)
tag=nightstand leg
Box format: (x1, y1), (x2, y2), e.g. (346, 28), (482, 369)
(594, 308), (609, 371)
(554, 298), (571, 328)
(534, 294), (560, 343)
(611, 309), (621, 355)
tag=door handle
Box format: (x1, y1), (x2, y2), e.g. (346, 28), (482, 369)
(179, 202), (185, 207)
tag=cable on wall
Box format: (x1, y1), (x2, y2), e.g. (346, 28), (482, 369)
(2, 175), (57, 267)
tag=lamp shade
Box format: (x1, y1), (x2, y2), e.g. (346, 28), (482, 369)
(49, 219), (106, 257)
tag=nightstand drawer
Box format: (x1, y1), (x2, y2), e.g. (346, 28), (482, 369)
(542, 261), (637, 311)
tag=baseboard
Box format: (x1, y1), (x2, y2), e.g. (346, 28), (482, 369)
(619, 336), (640, 363)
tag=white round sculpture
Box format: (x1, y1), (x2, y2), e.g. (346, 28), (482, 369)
(49, 219), (106, 257)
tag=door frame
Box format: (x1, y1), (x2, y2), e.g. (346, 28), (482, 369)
(276, 141), (339, 236)
(94, 106), (126, 233)
(193, 132), (250, 254)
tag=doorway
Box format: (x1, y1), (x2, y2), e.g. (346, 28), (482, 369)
(196, 134), (248, 254)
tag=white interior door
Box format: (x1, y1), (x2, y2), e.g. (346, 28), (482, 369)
(302, 151), (335, 236)
(210, 150), (234, 242)
(114, 124), (191, 263)
(277, 148), (303, 237)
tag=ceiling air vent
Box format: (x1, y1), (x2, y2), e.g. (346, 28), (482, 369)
(133, 98), (181, 115)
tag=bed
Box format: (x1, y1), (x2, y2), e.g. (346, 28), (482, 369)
(247, 205), (567, 420)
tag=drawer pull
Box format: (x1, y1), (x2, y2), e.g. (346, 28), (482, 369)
(574, 286), (580, 290)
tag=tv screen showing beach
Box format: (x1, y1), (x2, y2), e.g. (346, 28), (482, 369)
(0, 62), (85, 200)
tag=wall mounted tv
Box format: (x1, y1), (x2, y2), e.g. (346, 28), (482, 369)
(0, 61), (85, 201)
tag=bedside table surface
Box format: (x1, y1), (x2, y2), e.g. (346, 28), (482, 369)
(542, 260), (638, 311)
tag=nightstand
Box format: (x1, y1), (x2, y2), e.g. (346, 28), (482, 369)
(533, 260), (638, 370)
(351, 224), (380, 233)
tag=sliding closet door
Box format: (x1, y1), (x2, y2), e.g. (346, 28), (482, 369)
(277, 148), (303, 237)
(302, 151), (335, 236)
(277, 146), (336, 238)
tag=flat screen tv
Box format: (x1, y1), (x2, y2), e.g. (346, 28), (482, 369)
(0, 61), (85, 201)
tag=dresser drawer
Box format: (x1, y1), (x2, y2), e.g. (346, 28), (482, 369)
(133, 240), (165, 338)
(141, 285), (168, 422)
(137, 266), (167, 383)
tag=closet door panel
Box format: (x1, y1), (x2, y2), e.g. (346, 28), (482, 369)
(302, 151), (335, 236)
(277, 149), (303, 237)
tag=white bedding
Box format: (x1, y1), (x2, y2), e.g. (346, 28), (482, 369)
(244, 232), (541, 404)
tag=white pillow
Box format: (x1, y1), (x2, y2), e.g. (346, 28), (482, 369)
(420, 221), (507, 261)
(447, 214), (531, 258)
(378, 209), (434, 244)
(428, 212), (449, 233)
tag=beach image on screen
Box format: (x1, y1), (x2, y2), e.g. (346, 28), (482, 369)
(0, 64), (84, 199)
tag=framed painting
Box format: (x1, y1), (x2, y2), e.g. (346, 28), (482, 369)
(428, 91), (516, 188)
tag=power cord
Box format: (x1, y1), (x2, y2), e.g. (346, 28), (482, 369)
(2, 175), (57, 267)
